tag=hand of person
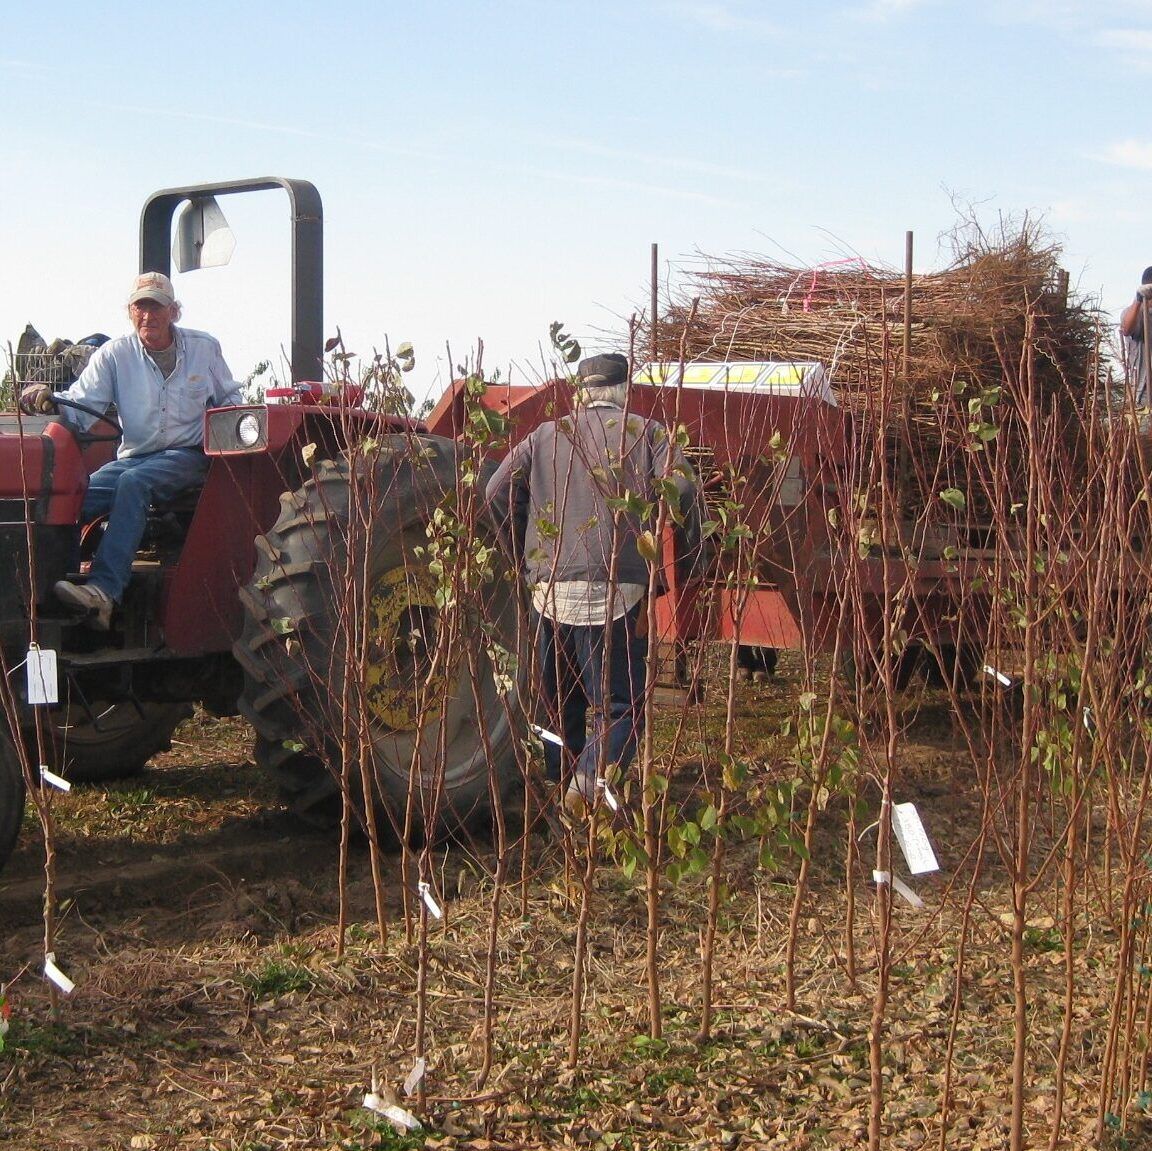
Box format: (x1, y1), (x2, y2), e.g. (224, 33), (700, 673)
(18, 384), (56, 415)
(1138, 283), (1152, 301)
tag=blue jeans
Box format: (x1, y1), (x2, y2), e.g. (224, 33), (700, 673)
(81, 448), (210, 601)
(536, 603), (647, 795)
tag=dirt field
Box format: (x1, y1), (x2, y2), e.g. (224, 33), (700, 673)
(0, 670), (1141, 1151)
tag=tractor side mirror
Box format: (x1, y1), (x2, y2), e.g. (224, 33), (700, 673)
(173, 196), (236, 272)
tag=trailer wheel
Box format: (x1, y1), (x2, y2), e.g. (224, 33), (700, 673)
(233, 437), (522, 838)
(0, 733), (25, 874)
(29, 702), (192, 783)
(838, 643), (922, 692)
(926, 643), (982, 689)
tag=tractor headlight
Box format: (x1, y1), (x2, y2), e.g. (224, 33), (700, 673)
(205, 405), (267, 453)
(237, 412), (262, 447)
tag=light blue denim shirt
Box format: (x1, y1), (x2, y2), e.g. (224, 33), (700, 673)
(58, 326), (243, 458)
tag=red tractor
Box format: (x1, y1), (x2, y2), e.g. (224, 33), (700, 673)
(0, 177), (987, 875)
(0, 178), (521, 873)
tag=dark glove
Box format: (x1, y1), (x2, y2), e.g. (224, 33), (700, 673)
(18, 384), (56, 415)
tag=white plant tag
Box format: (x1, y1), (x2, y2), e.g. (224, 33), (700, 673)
(417, 882), (442, 920)
(529, 723), (564, 747)
(44, 953), (75, 994)
(403, 1056), (426, 1096)
(892, 802), (939, 874)
(363, 1090), (421, 1131)
(26, 646), (58, 705)
(381, 1103), (421, 1131)
(596, 778), (619, 812)
(983, 664), (1014, 688)
(40, 767), (71, 792)
(891, 875), (925, 909)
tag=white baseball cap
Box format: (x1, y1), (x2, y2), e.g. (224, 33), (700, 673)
(128, 271), (175, 307)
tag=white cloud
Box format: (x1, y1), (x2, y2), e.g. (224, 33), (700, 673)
(530, 165), (738, 207)
(998, 1), (1108, 28)
(849, 0), (931, 22)
(669, 2), (783, 35)
(1000, 2), (1152, 37)
(1094, 26), (1152, 69)
(1100, 139), (1152, 169)
(550, 136), (800, 188)
(1097, 27), (1152, 48)
(1044, 198), (1089, 225)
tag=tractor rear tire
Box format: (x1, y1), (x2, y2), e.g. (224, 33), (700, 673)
(233, 437), (522, 839)
(30, 702), (192, 784)
(0, 733), (25, 874)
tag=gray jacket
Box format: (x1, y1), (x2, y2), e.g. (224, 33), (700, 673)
(485, 402), (701, 588)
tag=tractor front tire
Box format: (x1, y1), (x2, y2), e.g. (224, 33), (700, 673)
(234, 438), (522, 839)
(0, 733), (26, 874)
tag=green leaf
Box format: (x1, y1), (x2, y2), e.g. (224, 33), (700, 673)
(938, 488), (966, 511)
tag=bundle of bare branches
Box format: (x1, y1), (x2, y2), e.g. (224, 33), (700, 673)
(647, 215), (1104, 426)
(643, 215), (1108, 528)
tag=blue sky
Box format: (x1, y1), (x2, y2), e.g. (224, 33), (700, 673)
(2, 1), (1148, 402)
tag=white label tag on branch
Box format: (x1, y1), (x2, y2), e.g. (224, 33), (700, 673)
(873, 869), (889, 887)
(40, 766), (71, 792)
(529, 723), (564, 747)
(596, 777), (619, 812)
(417, 882), (442, 920)
(44, 953), (75, 995)
(982, 664), (1014, 688)
(403, 1056), (426, 1097)
(891, 875), (924, 909)
(363, 1092), (422, 1131)
(26, 646), (58, 705)
(891, 802), (939, 874)
(381, 1103), (421, 1132)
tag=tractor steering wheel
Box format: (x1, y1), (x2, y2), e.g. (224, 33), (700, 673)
(51, 395), (123, 444)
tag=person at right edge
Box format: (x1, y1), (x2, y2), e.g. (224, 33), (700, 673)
(484, 352), (702, 821)
(1119, 265), (1152, 421)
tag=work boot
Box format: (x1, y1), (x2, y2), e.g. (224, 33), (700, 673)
(562, 781), (590, 823)
(561, 770), (599, 825)
(54, 580), (113, 631)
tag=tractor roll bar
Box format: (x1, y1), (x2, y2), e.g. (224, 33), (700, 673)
(139, 177), (323, 384)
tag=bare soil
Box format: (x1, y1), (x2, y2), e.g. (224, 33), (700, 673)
(0, 672), (1138, 1151)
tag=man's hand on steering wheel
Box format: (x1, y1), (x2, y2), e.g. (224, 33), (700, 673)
(18, 384), (56, 414)
(19, 391), (123, 442)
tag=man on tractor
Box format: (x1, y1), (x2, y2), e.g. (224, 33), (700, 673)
(19, 271), (242, 630)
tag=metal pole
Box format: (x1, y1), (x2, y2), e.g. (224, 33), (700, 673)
(650, 243), (659, 364)
(903, 230), (913, 377)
